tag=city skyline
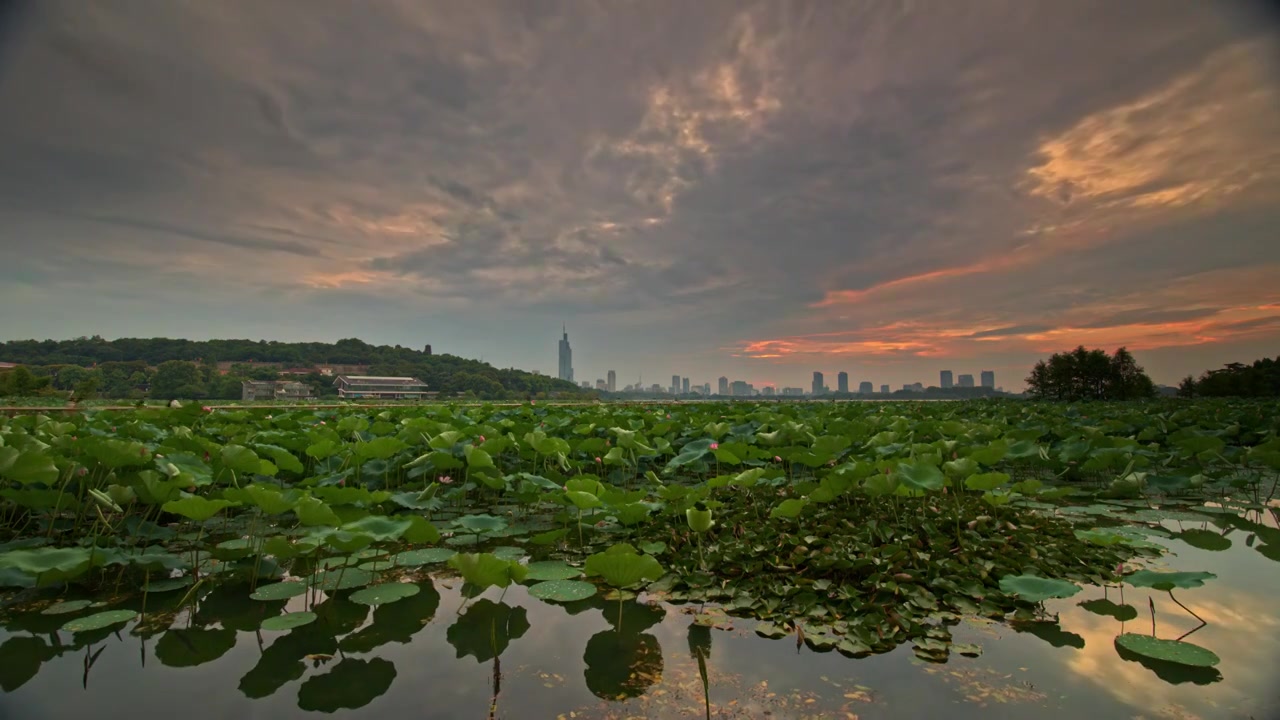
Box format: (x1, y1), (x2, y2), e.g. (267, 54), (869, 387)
(2, 3), (1277, 392)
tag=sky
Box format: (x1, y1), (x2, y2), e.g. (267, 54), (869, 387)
(0, 1), (1278, 392)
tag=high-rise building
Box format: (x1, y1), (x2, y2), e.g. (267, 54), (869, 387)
(607, 370), (616, 392)
(731, 380), (754, 396)
(812, 371), (824, 396)
(981, 370), (995, 388)
(762, 386), (775, 396)
(702, 383), (711, 395)
(682, 377), (690, 395)
(595, 379), (607, 390)
(671, 375), (680, 394)
(718, 376), (729, 395)
(782, 387), (804, 396)
(649, 383), (662, 393)
(940, 370), (953, 389)
(859, 381), (873, 394)
(911, 382), (924, 392)
(958, 374), (975, 388)
(837, 371), (849, 393)
(557, 325), (573, 382)
(880, 384), (890, 394)
(580, 381), (590, 389)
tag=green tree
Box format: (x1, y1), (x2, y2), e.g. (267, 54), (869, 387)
(1177, 375), (1196, 398)
(1026, 346), (1156, 401)
(150, 360), (205, 400)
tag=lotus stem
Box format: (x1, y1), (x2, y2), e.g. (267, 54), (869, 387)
(1166, 589), (1205, 625)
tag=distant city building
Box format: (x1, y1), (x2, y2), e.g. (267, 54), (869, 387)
(731, 380), (754, 397)
(812, 371), (824, 396)
(940, 370), (953, 389)
(580, 381), (591, 389)
(837, 371), (849, 393)
(682, 377), (690, 395)
(781, 387), (804, 396)
(718, 376), (729, 395)
(607, 370), (616, 392)
(702, 383), (711, 395)
(912, 382), (924, 392)
(859, 381), (873, 394)
(596, 379), (607, 390)
(671, 375), (681, 394)
(334, 375), (430, 400)
(558, 326), (574, 382)
(762, 386), (775, 396)
(650, 383), (662, 393)
(902, 383), (911, 391)
(981, 370), (995, 388)
(958, 374), (975, 388)
(880, 384), (889, 394)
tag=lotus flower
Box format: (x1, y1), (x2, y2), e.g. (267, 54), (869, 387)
(337, 479), (345, 487)
(202, 406), (212, 412)
(594, 456), (602, 463)
(478, 435), (486, 442)
(709, 442), (719, 451)
(439, 475), (454, 485)
(773, 455), (782, 462)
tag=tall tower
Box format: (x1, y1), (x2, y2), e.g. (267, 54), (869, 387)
(718, 376), (729, 395)
(981, 370), (995, 388)
(607, 370), (616, 392)
(812, 371), (824, 396)
(940, 370), (953, 389)
(671, 374), (680, 394)
(837, 371), (849, 393)
(558, 325), (573, 382)
(682, 377), (690, 395)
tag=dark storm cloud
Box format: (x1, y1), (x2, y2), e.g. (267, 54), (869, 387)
(0, 0), (1277, 388)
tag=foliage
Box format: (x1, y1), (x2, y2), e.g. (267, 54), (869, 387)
(1180, 356), (1280, 398)
(1026, 346), (1156, 401)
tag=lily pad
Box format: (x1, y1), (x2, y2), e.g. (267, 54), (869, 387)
(62, 610), (137, 633)
(261, 611), (318, 631)
(525, 560), (583, 581)
(1115, 633), (1220, 667)
(528, 579), (597, 602)
(491, 546), (526, 561)
(143, 576), (194, 593)
(250, 581), (308, 601)
(394, 548), (457, 566)
(1124, 570), (1216, 591)
(349, 583), (421, 606)
(41, 599), (93, 615)
(312, 567), (375, 591)
(998, 575), (1081, 603)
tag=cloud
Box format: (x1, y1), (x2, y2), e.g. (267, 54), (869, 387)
(0, 1), (1276, 388)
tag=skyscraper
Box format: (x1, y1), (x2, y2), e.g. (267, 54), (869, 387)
(940, 370), (953, 389)
(671, 375), (681, 394)
(859, 381), (873, 394)
(958, 374), (975, 387)
(837, 371), (849, 393)
(718, 376), (729, 395)
(557, 325), (573, 382)
(880, 384), (890, 394)
(606, 370), (616, 392)
(981, 370), (995, 388)
(682, 377), (690, 395)
(812, 371), (824, 396)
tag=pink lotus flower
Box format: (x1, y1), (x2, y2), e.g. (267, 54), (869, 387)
(709, 442), (719, 451)
(439, 475), (453, 485)
(594, 456), (602, 463)
(76, 467), (88, 477)
(1116, 563), (1124, 575)
(337, 479), (346, 487)
(666, 414), (671, 419)
(773, 455), (782, 462)
(478, 435), (486, 442)
(202, 406), (212, 412)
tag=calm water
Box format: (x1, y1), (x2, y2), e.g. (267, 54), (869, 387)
(3, 508), (1278, 720)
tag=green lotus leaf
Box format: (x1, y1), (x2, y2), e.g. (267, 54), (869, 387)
(1124, 570), (1216, 591)
(62, 609), (137, 633)
(894, 460), (944, 493)
(769, 498), (806, 519)
(964, 472), (1010, 491)
(143, 576), (194, 593)
(350, 582), (421, 606)
(584, 546), (663, 590)
(998, 574), (1081, 603)
(261, 611), (318, 631)
(394, 548), (456, 566)
(162, 496), (237, 522)
(40, 599), (93, 615)
(250, 581), (308, 601)
(453, 514), (508, 534)
(341, 515), (412, 542)
(220, 444), (262, 474)
(0, 450), (59, 485)
(529, 579), (597, 602)
(525, 560), (583, 581)
(1115, 633), (1220, 667)
(447, 552), (527, 589)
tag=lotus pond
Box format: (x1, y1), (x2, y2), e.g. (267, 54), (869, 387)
(0, 399), (1277, 718)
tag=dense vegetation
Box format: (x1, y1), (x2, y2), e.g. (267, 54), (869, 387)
(1179, 356), (1280, 399)
(0, 398), (1274, 698)
(1025, 346), (1156, 401)
(0, 336), (584, 401)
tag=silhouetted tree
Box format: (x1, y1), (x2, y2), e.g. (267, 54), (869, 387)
(1026, 346), (1155, 401)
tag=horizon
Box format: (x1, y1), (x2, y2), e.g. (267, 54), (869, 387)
(2, 2), (1278, 392)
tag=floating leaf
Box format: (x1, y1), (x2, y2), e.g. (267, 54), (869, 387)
(447, 553), (527, 589)
(528, 579), (597, 602)
(394, 548), (457, 567)
(1115, 634), (1220, 667)
(1124, 570), (1216, 591)
(998, 575), (1081, 603)
(250, 581), (308, 601)
(525, 560), (582, 581)
(41, 599), (93, 615)
(261, 611), (318, 631)
(350, 583), (421, 606)
(62, 609), (137, 633)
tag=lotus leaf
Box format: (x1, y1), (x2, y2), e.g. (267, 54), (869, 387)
(447, 552), (528, 589)
(528, 579), (597, 602)
(1115, 633), (1220, 667)
(62, 609), (137, 633)
(261, 611), (318, 631)
(350, 582), (421, 606)
(1124, 570), (1216, 591)
(998, 575), (1081, 603)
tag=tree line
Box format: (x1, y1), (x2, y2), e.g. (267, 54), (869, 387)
(0, 336), (584, 401)
(1178, 356), (1280, 398)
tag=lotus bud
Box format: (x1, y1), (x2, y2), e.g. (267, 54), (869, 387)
(478, 435), (486, 442)
(686, 501), (714, 533)
(594, 456), (602, 463)
(773, 455), (782, 462)
(709, 442), (719, 451)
